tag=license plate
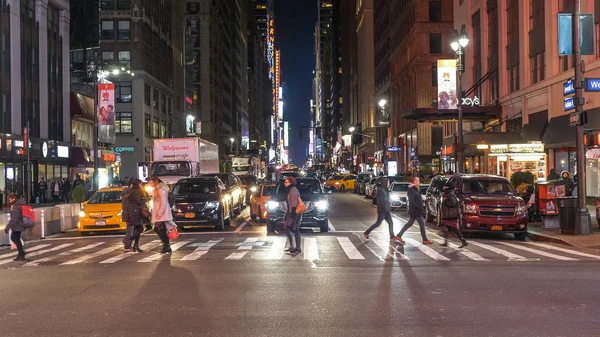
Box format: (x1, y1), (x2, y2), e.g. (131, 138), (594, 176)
(491, 225), (503, 231)
(95, 220), (106, 226)
(185, 212), (195, 219)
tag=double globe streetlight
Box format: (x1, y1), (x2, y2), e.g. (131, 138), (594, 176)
(450, 24), (469, 173)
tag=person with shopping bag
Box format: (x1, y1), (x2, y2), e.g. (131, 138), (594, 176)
(149, 177), (172, 254)
(4, 194), (27, 261)
(283, 177), (303, 254)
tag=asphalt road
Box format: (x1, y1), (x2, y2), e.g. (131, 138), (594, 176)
(1, 192), (600, 337)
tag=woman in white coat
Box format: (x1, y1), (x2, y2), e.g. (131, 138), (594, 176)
(150, 177), (173, 254)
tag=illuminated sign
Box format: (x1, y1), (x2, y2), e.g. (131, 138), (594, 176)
(284, 121), (289, 147)
(114, 146), (135, 153)
(437, 59), (457, 110)
(490, 144), (545, 154)
(185, 96), (193, 104)
(103, 153), (116, 162)
(57, 145), (69, 158)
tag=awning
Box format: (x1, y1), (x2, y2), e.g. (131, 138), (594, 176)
(542, 115), (576, 148)
(463, 146), (478, 157)
(520, 120), (548, 141)
(403, 105), (502, 122)
(70, 147), (92, 168)
(70, 91), (94, 121)
(463, 132), (525, 145)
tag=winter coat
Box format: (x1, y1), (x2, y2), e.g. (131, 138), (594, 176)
(376, 183), (391, 213)
(407, 185), (426, 218)
(152, 182), (173, 223)
(284, 186), (301, 228)
(441, 188), (460, 221)
(62, 180), (71, 193)
(123, 186), (144, 226)
(560, 171), (575, 196)
(6, 199), (27, 232)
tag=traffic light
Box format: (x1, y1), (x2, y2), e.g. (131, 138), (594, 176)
(583, 131), (600, 147)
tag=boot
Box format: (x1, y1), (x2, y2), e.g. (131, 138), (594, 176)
(459, 239), (468, 248)
(157, 227), (171, 254)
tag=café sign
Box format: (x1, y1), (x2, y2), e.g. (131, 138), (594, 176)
(490, 144), (544, 154)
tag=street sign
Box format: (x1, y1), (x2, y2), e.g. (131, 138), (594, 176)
(569, 112), (581, 126)
(564, 78), (575, 95)
(387, 146), (401, 152)
(585, 78), (600, 91)
(564, 97), (575, 111)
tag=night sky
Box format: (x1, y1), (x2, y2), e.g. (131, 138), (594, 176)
(274, 0), (315, 166)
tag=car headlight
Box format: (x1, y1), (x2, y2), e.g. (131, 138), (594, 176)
(117, 211), (122, 216)
(464, 203), (478, 214)
(267, 201), (280, 210)
(250, 186), (257, 193)
(79, 210), (86, 217)
(335, 182), (340, 185)
(204, 201), (219, 209)
(315, 200), (328, 211)
(517, 204), (527, 214)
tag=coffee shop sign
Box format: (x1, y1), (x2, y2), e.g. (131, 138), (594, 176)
(461, 96), (480, 107)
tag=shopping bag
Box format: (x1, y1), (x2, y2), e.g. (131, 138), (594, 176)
(167, 228), (179, 240)
(296, 197), (307, 213)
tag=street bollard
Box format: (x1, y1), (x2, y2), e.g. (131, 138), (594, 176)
(41, 209), (46, 239)
(60, 207), (65, 232)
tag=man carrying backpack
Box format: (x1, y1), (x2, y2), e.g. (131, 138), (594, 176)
(4, 193), (27, 260)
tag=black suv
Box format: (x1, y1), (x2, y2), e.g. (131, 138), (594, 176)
(171, 177), (233, 230)
(266, 177), (332, 232)
(201, 173), (246, 215)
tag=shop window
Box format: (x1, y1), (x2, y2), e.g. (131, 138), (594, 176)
(144, 114), (151, 136)
(117, 51), (130, 67)
(153, 118), (159, 137)
(144, 84), (151, 106)
(117, 21), (130, 40)
(115, 112), (132, 134)
(101, 21), (115, 40)
(115, 81), (132, 103)
(555, 151), (569, 173)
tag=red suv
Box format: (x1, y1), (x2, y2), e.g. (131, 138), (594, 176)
(425, 174), (528, 240)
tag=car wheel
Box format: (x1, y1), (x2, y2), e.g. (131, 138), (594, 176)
(319, 219), (329, 233)
(426, 207), (434, 222)
(80, 232), (90, 236)
(515, 233), (527, 241)
(215, 210), (225, 230)
(267, 220), (277, 233)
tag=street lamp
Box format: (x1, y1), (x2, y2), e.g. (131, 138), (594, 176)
(230, 137), (235, 155)
(450, 23), (469, 173)
(378, 99), (389, 175)
(349, 126), (355, 133)
(378, 99), (387, 109)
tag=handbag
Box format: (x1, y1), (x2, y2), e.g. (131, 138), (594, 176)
(167, 227), (179, 240)
(296, 197), (307, 213)
(140, 206), (150, 218)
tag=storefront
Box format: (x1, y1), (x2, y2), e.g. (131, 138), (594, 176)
(488, 143), (547, 182)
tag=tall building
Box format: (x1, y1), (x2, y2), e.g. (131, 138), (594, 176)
(70, 0), (184, 185)
(0, 0), (71, 199)
(230, 0), (249, 150)
(373, 0), (390, 173)
(316, 0), (333, 162)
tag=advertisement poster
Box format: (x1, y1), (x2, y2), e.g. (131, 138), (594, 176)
(98, 83), (116, 144)
(437, 59), (458, 110)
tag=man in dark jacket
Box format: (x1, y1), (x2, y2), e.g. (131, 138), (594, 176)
(547, 169), (560, 181)
(393, 177), (432, 245)
(122, 179), (145, 252)
(61, 178), (71, 203)
(38, 178), (47, 203)
(363, 178), (395, 240)
(4, 194), (27, 260)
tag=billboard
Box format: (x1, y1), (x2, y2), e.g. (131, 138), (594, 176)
(437, 59), (458, 110)
(98, 83), (116, 144)
(284, 121), (289, 147)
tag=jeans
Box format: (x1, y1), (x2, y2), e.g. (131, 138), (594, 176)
(443, 225), (465, 241)
(285, 215), (301, 249)
(11, 231), (25, 256)
(123, 225), (144, 249)
(396, 216), (428, 241)
(365, 211), (394, 237)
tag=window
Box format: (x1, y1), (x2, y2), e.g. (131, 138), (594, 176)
(102, 0), (115, 9)
(117, 51), (130, 67)
(153, 89), (159, 108)
(429, 1), (442, 22)
(529, 0), (545, 29)
(115, 112), (132, 134)
(101, 21), (114, 40)
(115, 81), (132, 103)
(153, 117), (159, 137)
(117, 0), (131, 9)
(160, 94), (166, 113)
(432, 64), (438, 86)
(144, 84), (151, 106)
(160, 121), (166, 138)
(102, 51), (114, 65)
(508, 64), (520, 92)
(117, 21), (130, 40)
(145, 114), (151, 135)
(530, 51), (545, 84)
(429, 34), (442, 54)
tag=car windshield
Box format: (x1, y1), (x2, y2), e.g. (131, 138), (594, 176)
(240, 176), (258, 185)
(262, 185), (275, 196)
(331, 175), (345, 180)
(391, 184), (409, 192)
(87, 191), (122, 204)
(172, 181), (217, 195)
(275, 179), (322, 196)
(150, 161), (191, 177)
(461, 179), (515, 195)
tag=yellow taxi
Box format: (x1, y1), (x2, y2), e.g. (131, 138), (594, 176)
(324, 174), (357, 191)
(250, 184), (276, 222)
(78, 185), (151, 236)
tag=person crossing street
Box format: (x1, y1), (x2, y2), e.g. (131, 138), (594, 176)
(393, 177), (433, 245)
(363, 177), (394, 241)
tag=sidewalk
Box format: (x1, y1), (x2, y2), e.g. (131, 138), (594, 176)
(527, 220), (600, 250)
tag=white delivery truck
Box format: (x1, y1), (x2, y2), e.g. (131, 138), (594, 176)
(232, 156), (261, 176)
(150, 137), (219, 186)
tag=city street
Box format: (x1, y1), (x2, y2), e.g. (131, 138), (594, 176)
(1, 192), (600, 336)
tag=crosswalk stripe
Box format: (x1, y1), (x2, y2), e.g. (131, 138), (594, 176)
(303, 237), (319, 260)
(0, 244), (51, 259)
(25, 242), (105, 267)
(404, 238), (450, 261)
(0, 243), (74, 266)
(137, 240), (191, 263)
(266, 237), (286, 260)
(226, 237), (259, 260)
(180, 239), (224, 261)
(61, 245), (121, 265)
(100, 240), (162, 264)
(468, 240), (528, 260)
(432, 239), (489, 261)
(524, 242), (600, 260)
(496, 242), (578, 261)
(336, 237), (364, 259)
(371, 237), (408, 260)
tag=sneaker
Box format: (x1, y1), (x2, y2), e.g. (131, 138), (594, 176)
(422, 240), (433, 245)
(362, 233), (370, 241)
(393, 236), (405, 244)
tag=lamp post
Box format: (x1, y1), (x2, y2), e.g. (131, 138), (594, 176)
(450, 24), (469, 173)
(348, 126), (356, 173)
(378, 99), (388, 175)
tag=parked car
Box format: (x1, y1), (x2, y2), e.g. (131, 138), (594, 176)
(239, 175), (259, 204)
(250, 183), (276, 222)
(425, 174), (528, 240)
(266, 177), (333, 232)
(364, 177), (378, 199)
(371, 176), (405, 204)
(170, 177), (233, 230)
(355, 173), (374, 194)
(200, 173), (246, 215)
(389, 182), (410, 209)
(324, 174), (357, 191)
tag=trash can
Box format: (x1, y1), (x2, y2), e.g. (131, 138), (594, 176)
(556, 197), (577, 235)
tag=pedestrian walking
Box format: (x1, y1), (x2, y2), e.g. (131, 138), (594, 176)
(122, 178), (145, 253)
(62, 178), (71, 203)
(38, 178), (47, 203)
(149, 177), (172, 254)
(4, 193), (27, 261)
(362, 177), (394, 240)
(393, 177), (433, 245)
(439, 184), (467, 248)
(51, 179), (61, 203)
(283, 177), (302, 254)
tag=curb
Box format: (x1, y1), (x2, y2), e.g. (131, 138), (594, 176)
(527, 231), (576, 247)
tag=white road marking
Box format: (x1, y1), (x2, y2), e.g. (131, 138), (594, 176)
(0, 244), (51, 259)
(234, 221), (248, 233)
(524, 242), (600, 260)
(404, 238), (450, 261)
(328, 220), (336, 232)
(303, 237), (319, 260)
(266, 237), (287, 260)
(336, 237), (364, 259)
(432, 239), (489, 261)
(61, 245), (121, 265)
(226, 237), (259, 260)
(99, 240), (162, 264)
(496, 241), (578, 261)
(468, 240), (528, 261)
(180, 238), (224, 261)
(25, 242), (105, 267)
(0, 243), (74, 265)
(371, 237), (408, 260)
(137, 240), (192, 262)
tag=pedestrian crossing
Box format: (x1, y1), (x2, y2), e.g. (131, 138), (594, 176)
(2, 234), (600, 267)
